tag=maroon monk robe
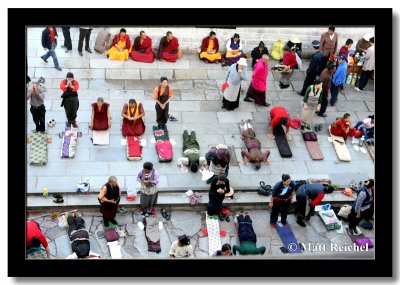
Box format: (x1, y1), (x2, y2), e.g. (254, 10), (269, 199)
(157, 36), (179, 62)
(91, 102), (109, 130)
(131, 36), (155, 63)
(111, 33), (131, 50)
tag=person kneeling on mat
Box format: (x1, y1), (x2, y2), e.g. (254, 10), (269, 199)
(296, 183), (334, 227)
(268, 106), (291, 140)
(233, 211), (266, 255)
(65, 213), (100, 259)
(269, 174), (296, 228)
(205, 144), (231, 184)
(330, 113), (362, 140)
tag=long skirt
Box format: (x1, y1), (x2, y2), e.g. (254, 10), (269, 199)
(121, 118), (145, 136)
(107, 47), (129, 61)
(199, 51), (222, 63)
(301, 107), (317, 125)
(140, 192), (159, 211)
(224, 51), (246, 65)
(93, 114), (108, 130)
(64, 97), (79, 124)
(155, 103), (169, 125)
(100, 203), (119, 221)
(222, 85), (241, 111)
(279, 70), (294, 85)
(161, 49), (182, 62)
(131, 50), (155, 63)
(246, 83), (266, 106)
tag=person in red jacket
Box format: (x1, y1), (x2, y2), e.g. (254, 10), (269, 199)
(26, 221), (51, 258)
(330, 113), (362, 140)
(60, 72), (80, 128)
(279, 46), (297, 89)
(268, 106), (291, 140)
(295, 183), (334, 227)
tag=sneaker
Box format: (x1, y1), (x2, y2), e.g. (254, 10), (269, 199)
(85, 48), (93, 53)
(270, 223), (276, 229)
(55, 66), (62, 71)
(279, 82), (283, 86)
(296, 219), (307, 227)
(141, 211), (146, 217)
(355, 87), (361, 92)
(225, 216), (230, 222)
(348, 228), (355, 235)
(40, 56), (48, 63)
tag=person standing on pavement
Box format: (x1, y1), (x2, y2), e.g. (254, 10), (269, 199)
(355, 37), (374, 92)
(61, 27), (72, 53)
(60, 72), (80, 128)
(98, 176), (121, 227)
(222, 57), (248, 110)
(153, 77), (173, 130)
(295, 183), (334, 227)
(329, 54), (347, 106)
(337, 38), (353, 95)
(269, 174), (296, 228)
(317, 63), (335, 117)
(40, 26), (62, 71)
(244, 54), (270, 107)
(27, 82), (46, 133)
(355, 34), (372, 54)
(319, 26), (338, 73)
(206, 174), (231, 221)
(78, 27), (93, 56)
(298, 40), (323, 96)
(137, 162), (160, 217)
(26, 220), (51, 258)
(300, 79), (323, 131)
(348, 179), (374, 235)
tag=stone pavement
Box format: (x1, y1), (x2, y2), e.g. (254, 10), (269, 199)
(26, 27), (375, 259)
(27, 208), (374, 259)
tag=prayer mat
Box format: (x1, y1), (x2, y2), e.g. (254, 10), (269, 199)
(206, 213), (222, 256)
(273, 125), (292, 158)
(275, 223), (302, 254)
(92, 130), (109, 145)
(328, 126), (351, 162)
(28, 131), (48, 165)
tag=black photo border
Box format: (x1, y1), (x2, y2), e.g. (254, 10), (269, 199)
(10, 7), (392, 277)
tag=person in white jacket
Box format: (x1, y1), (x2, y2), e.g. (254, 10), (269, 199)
(169, 235), (193, 258)
(355, 37), (374, 91)
(222, 33), (247, 66)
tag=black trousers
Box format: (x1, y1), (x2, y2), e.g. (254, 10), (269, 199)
(319, 56), (330, 75)
(155, 102), (169, 126)
(296, 196), (307, 220)
(30, 105), (46, 132)
(300, 72), (317, 95)
(357, 70), (371, 90)
(270, 199), (291, 224)
(318, 95), (328, 115)
(62, 27), (72, 50)
(348, 208), (371, 230)
(78, 28), (91, 52)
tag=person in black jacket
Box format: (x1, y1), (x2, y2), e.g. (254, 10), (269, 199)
(251, 41), (269, 68)
(40, 26), (62, 71)
(207, 174), (231, 221)
(297, 40), (322, 96)
(269, 174), (296, 228)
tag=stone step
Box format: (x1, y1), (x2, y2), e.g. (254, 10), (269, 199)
(27, 190), (355, 211)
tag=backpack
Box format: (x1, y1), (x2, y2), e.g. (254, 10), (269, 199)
(94, 29), (111, 54)
(271, 40), (285, 61)
(258, 181), (272, 196)
(104, 228), (119, 242)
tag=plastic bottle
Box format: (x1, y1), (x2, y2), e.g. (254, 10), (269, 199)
(355, 52), (360, 62)
(351, 75), (357, 86)
(355, 75), (361, 86)
(346, 73), (353, 84)
(42, 188), (48, 198)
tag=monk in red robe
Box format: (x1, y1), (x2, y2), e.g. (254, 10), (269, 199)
(121, 99), (146, 137)
(90, 97), (110, 130)
(330, 113), (362, 140)
(157, 31), (182, 62)
(131, 31), (155, 63)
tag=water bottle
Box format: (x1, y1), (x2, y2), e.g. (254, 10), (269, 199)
(355, 75), (361, 86)
(359, 136), (365, 146)
(351, 75), (357, 86)
(42, 188), (49, 198)
(346, 73), (353, 84)
(355, 52), (360, 63)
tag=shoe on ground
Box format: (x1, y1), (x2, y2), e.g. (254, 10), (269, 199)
(85, 48), (93, 53)
(280, 84), (290, 89)
(52, 193), (63, 199)
(264, 102), (271, 107)
(355, 87), (361, 91)
(79, 52), (83, 56)
(296, 219), (307, 227)
(110, 219), (118, 225)
(270, 223), (276, 229)
(104, 220), (109, 227)
(40, 56), (48, 63)
(279, 82), (283, 86)
(61, 45), (66, 49)
(55, 66), (62, 71)
(317, 113), (327, 117)
(53, 198), (64, 203)
(243, 97), (253, 102)
(348, 228), (355, 235)
(297, 91), (303, 96)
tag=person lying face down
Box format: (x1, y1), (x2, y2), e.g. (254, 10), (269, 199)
(240, 128), (270, 169)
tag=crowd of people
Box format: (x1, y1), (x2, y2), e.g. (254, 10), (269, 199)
(27, 26), (375, 259)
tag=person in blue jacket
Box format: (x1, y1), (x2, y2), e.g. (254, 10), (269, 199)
(329, 54), (347, 106)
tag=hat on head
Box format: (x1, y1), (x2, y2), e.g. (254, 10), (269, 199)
(237, 57), (248, 67)
(312, 40), (320, 47)
(337, 54), (347, 61)
(290, 36), (301, 44)
(363, 34), (373, 41)
(225, 187), (234, 197)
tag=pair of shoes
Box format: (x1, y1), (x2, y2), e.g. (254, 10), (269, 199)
(48, 119), (56, 127)
(168, 115), (178, 122)
(297, 91), (303, 96)
(79, 52), (83, 56)
(40, 56), (48, 63)
(280, 84), (290, 89)
(279, 82), (283, 86)
(317, 113), (327, 117)
(85, 48), (93, 53)
(161, 208), (171, 220)
(270, 223), (276, 229)
(55, 66), (62, 71)
(52, 193), (63, 199)
(348, 228), (355, 235)
(355, 87), (362, 91)
(53, 198), (64, 203)
(243, 97), (253, 102)
(296, 219), (307, 227)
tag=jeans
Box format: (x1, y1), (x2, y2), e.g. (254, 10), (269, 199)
(78, 28), (91, 52)
(42, 43), (59, 68)
(357, 70), (371, 90)
(329, 84), (340, 106)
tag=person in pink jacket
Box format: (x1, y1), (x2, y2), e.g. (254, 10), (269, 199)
(244, 54), (270, 107)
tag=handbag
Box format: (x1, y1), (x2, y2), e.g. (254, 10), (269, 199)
(258, 181), (272, 196)
(104, 228), (119, 242)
